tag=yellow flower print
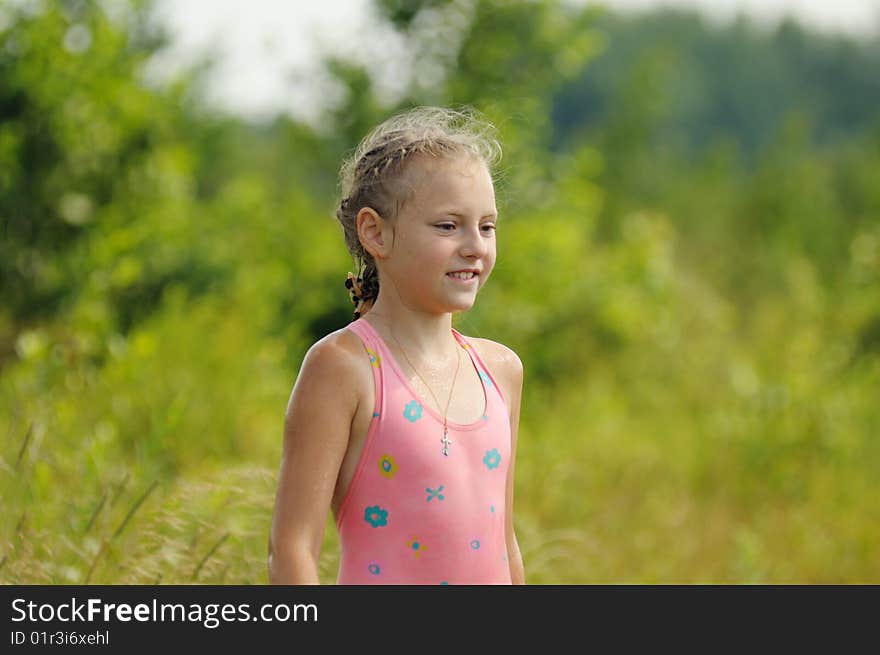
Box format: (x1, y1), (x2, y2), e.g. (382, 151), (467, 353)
(378, 454), (397, 479)
(365, 346), (381, 368)
(407, 537), (426, 558)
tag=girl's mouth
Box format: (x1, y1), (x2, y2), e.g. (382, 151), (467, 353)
(446, 271), (478, 284)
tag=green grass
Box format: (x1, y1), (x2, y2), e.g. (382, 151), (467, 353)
(3, 272), (876, 584)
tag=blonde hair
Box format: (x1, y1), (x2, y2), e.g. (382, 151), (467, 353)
(335, 105), (503, 319)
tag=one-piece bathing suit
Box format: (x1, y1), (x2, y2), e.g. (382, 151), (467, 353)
(335, 316), (513, 584)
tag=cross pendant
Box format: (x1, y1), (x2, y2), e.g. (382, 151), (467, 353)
(441, 429), (453, 456)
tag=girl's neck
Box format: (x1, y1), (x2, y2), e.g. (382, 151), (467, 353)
(360, 299), (458, 365)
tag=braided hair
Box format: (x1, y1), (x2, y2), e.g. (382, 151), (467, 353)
(334, 105), (502, 320)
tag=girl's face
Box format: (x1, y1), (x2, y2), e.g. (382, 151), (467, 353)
(384, 155), (498, 314)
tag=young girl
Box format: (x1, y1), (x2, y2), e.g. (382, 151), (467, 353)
(268, 106), (524, 585)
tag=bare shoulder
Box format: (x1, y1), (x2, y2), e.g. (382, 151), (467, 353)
(468, 336), (523, 376)
(465, 336), (523, 405)
(290, 325), (369, 416)
(314, 323), (368, 360)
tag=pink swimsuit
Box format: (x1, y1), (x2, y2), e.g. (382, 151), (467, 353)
(335, 317), (513, 585)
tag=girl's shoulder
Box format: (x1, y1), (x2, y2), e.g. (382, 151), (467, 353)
(461, 334), (522, 371)
(298, 325), (374, 397)
(323, 322), (369, 357)
(459, 335), (524, 397)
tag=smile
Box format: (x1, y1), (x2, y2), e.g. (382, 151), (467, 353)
(446, 272), (478, 284)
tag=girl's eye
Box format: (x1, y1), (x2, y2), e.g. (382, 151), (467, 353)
(435, 223), (497, 232)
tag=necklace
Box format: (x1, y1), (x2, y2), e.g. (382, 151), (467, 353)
(382, 320), (463, 457)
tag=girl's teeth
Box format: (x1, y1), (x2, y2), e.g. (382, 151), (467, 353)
(449, 272), (475, 279)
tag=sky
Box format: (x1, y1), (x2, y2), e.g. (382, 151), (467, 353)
(147, 0), (880, 124)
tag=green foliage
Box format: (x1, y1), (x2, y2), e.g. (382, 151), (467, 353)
(552, 9), (880, 157)
(0, 0), (179, 327)
(2, 0), (879, 583)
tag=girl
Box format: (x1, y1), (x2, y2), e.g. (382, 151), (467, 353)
(268, 106), (525, 584)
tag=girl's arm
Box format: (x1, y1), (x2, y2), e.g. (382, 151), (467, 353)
(268, 338), (359, 584)
(503, 348), (526, 584)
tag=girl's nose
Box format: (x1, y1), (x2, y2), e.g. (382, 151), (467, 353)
(460, 226), (489, 257)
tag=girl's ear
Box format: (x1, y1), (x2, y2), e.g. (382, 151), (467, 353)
(358, 206), (392, 260)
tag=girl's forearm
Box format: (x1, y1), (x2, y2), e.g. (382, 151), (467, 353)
(268, 547), (321, 585)
(508, 545), (525, 584)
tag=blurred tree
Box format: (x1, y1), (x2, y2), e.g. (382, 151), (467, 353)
(0, 0), (241, 366)
(552, 8), (880, 159)
(1, 1), (168, 324)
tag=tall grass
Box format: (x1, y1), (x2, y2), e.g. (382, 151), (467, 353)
(3, 232), (876, 584)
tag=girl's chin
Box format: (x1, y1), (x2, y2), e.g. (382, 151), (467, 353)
(428, 294), (477, 314)
(446, 296), (478, 312)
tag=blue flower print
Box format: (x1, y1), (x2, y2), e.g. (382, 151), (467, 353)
(368, 563), (381, 575)
(483, 448), (501, 470)
(426, 485), (445, 502)
(470, 539), (481, 550)
(403, 400), (423, 423)
(478, 370), (493, 387)
(364, 505), (388, 528)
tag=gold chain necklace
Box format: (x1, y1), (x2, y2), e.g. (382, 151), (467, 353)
(382, 320), (463, 457)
